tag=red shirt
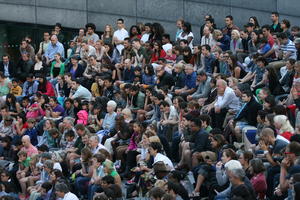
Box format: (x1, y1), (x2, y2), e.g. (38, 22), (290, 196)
(268, 35), (275, 47)
(251, 173), (267, 199)
(280, 131), (293, 141)
(151, 50), (166, 63)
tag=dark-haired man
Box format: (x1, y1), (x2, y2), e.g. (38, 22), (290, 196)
(70, 79), (92, 101)
(270, 12), (283, 33)
(222, 15), (240, 38)
(0, 54), (15, 78)
(113, 18), (129, 60)
(85, 23), (99, 46)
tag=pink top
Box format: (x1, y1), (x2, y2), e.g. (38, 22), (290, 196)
(250, 172), (267, 199)
(127, 132), (138, 151)
(21, 145), (38, 157)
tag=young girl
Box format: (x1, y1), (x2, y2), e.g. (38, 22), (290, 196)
(124, 122), (143, 176)
(142, 64), (156, 86)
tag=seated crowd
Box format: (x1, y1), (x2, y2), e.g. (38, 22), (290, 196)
(1, 11), (300, 200)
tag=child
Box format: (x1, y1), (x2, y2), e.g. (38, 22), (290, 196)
(64, 130), (76, 148)
(24, 118), (38, 146)
(77, 101), (89, 125)
(10, 79), (22, 97)
(16, 151), (31, 197)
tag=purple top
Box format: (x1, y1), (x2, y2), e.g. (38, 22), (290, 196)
(53, 105), (65, 116)
(128, 132), (138, 151)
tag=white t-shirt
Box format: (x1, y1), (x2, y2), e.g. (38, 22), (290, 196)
(113, 28), (129, 54)
(63, 192), (79, 200)
(178, 32), (194, 50)
(154, 153), (174, 170)
(141, 33), (150, 43)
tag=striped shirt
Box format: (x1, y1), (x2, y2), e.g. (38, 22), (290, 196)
(281, 39), (297, 59)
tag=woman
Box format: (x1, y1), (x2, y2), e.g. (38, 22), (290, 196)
(68, 56), (84, 79)
(5, 93), (21, 116)
(38, 119), (57, 147)
(26, 94), (48, 120)
(178, 22), (194, 50)
(19, 39), (35, 60)
(129, 25), (142, 40)
(95, 40), (106, 62)
(55, 75), (70, 102)
(74, 148), (93, 198)
(37, 77), (55, 97)
(50, 53), (65, 79)
(151, 41), (166, 63)
(274, 115), (294, 141)
(230, 30), (243, 56)
(33, 54), (45, 76)
(227, 55), (246, 79)
(215, 148), (237, 187)
(249, 16), (260, 30)
(142, 64), (156, 86)
(91, 77), (104, 97)
(101, 24), (113, 45)
(248, 30), (260, 56)
(149, 23), (164, 42)
(249, 158), (267, 200)
(238, 151), (254, 179)
(210, 134), (227, 161)
(0, 72), (11, 103)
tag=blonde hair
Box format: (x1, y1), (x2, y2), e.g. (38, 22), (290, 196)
(213, 29), (223, 40)
(149, 136), (160, 143)
(231, 29), (240, 39)
(274, 115), (295, 134)
(121, 108), (133, 121)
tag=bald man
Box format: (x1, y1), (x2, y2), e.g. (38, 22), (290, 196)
(21, 135), (38, 157)
(211, 79), (239, 129)
(44, 34), (65, 63)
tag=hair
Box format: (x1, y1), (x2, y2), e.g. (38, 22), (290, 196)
(202, 44), (211, 52)
(55, 182), (69, 193)
(274, 115), (295, 134)
(226, 15), (233, 21)
(261, 127), (275, 138)
(107, 100), (117, 110)
(224, 160), (243, 171)
(93, 153), (106, 163)
(231, 29), (240, 38)
(271, 11), (279, 17)
(43, 160), (54, 170)
(250, 158), (265, 174)
(85, 23), (96, 31)
(65, 130), (75, 138)
(249, 16), (260, 28)
(230, 168), (246, 181)
(256, 56), (268, 66)
(101, 175), (115, 184)
(277, 32), (288, 40)
(264, 95), (276, 108)
(149, 187), (166, 199)
(242, 151), (254, 162)
(282, 19), (291, 29)
(150, 142), (163, 153)
(223, 148), (237, 160)
(261, 24), (271, 31)
(183, 22), (192, 33)
(211, 134), (227, 148)
(145, 64), (155, 76)
(129, 25), (141, 38)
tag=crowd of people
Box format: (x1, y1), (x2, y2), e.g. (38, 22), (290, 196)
(0, 10), (300, 200)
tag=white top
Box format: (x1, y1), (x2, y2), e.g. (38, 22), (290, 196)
(72, 85), (92, 101)
(54, 162), (62, 171)
(201, 34), (214, 47)
(178, 32), (194, 50)
(63, 192), (79, 200)
(154, 153), (174, 170)
(141, 33), (150, 43)
(113, 28), (129, 54)
(91, 143), (108, 155)
(214, 87), (236, 109)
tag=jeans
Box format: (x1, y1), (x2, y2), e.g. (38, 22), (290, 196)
(75, 176), (91, 196)
(87, 184), (102, 200)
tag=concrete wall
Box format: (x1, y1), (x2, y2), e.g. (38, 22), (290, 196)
(0, 0), (299, 43)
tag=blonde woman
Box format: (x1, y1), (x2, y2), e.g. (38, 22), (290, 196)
(94, 40), (106, 62)
(230, 30), (243, 55)
(101, 24), (113, 45)
(121, 108), (133, 123)
(274, 115), (294, 141)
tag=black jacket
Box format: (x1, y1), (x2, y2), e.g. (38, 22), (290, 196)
(191, 129), (210, 153)
(0, 61), (15, 78)
(157, 71), (174, 89)
(234, 97), (262, 126)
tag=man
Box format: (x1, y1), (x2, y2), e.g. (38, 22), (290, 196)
(270, 12), (283, 33)
(262, 24), (275, 47)
(129, 85), (145, 112)
(55, 182), (79, 200)
(21, 135), (38, 157)
(259, 128), (288, 197)
(80, 41), (96, 66)
(132, 38), (147, 68)
(222, 15), (240, 37)
(278, 32), (297, 60)
(156, 65), (174, 89)
(232, 90), (262, 140)
(179, 117), (210, 169)
(17, 53), (34, 81)
(211, 79), (238, 129)
(54, 23), (65, 43)
(89, 135), (107, 155)
(113, 18), (129, 59)
(187, 70), (211, 101)
(149, 142), (174, 170)
(175, 64), (197, 98)
(294, 38), (300, 61)
(201, 26), (214, 47)
(0, 54), (15, 78)
(200, 15), (212, 38)
(44, 34), (65, 64)
(21, 74), (39, 99)
(70, 79), (92, 101)
(291, 26), (300, 41)
(201, 44), (216, 74)
(37, 32), (51, 55)
(121, 58), (135, 83)
(85, 23), (99, 46)
(45, 97), (65, 120)
(158, 101), (178, 141)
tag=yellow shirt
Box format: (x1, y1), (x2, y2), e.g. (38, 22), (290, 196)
(10, 86), (22, 96)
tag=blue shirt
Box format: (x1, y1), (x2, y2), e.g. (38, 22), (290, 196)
(25, 127), (38, 146)
(45, 41), (65, 60)
(22, 80), (39, 97)
(204, 54), (216, 74)
(123, 67), (135, 83)
(184, 72), (197, 89)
